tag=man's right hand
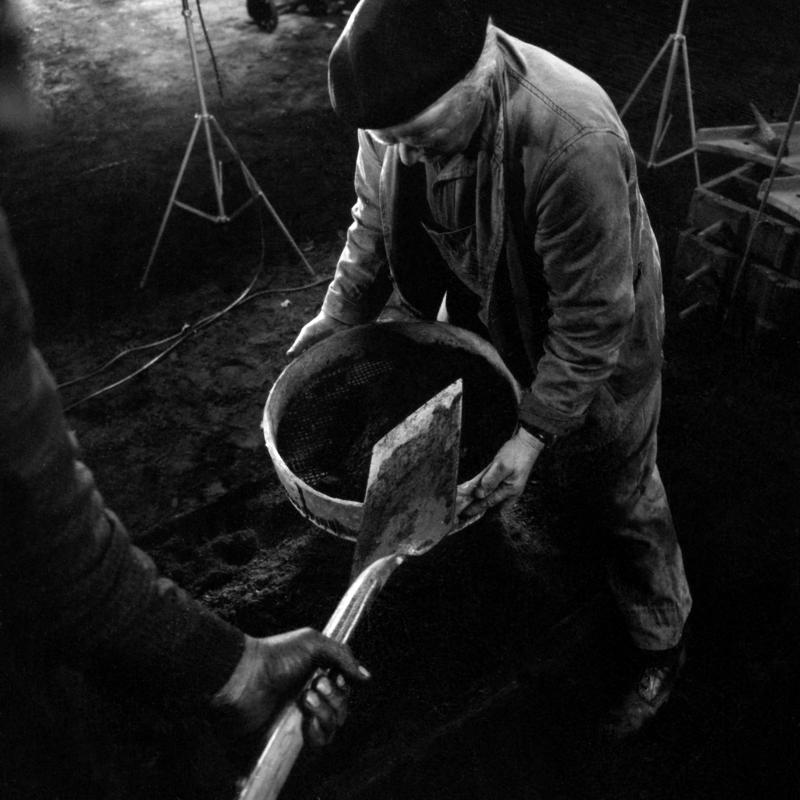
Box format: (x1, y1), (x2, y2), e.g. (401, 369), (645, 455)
(286, 312), (351, 359)
(211, 629), (371, 746)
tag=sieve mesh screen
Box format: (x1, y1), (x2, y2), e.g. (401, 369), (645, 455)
(275, 327), (517, 502)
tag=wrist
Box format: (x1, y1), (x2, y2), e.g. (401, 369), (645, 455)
(514, 426), (546, 455)
(211, 634), (259, 710)
(210, 635), (273, 737)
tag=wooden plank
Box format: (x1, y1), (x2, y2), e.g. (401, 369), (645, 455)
(673, 228), (737, 322)
(696, 122), (800, 174)
(687, 165), (800, 280)
(743, 262), (800, 349)
(759, 175), (800, 223)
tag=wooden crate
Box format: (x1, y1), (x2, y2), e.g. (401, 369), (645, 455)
(742, 262), (800, 349)
(687, 164), (800, 280)
(673, 227), (738, 322)
(674, 226), (800, 349)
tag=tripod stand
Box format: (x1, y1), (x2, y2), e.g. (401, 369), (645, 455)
(140, 0), (315, 287)
(619, 0), (701, 185)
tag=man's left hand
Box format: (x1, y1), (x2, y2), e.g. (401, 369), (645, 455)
(457, 428), (545, 519)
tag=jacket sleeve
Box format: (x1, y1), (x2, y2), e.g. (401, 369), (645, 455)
(0, 213), (244, 703)
(321, 129), (394, 323)
(518, 130), (637, 437)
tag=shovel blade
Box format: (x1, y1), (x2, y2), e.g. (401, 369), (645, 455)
(353, 379), (463, 574)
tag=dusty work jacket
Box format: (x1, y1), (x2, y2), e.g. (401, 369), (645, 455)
(321, 26), (665, 447)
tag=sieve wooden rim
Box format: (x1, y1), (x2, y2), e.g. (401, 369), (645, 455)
(262, 321), (521, 541)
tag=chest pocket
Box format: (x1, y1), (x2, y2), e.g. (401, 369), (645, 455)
(421, 222), (482, 297)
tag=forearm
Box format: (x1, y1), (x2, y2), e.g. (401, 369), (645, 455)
(0, 221), (243, 702)
(322, 129), (393, 323)
(0, 347), (245, 699)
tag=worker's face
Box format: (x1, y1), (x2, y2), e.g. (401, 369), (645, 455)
(368, 81), (487, 166)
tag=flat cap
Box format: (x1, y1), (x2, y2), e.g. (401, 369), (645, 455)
(328, 0), (490, 129)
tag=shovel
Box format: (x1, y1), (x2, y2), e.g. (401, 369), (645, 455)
(237, 379), (463, 800)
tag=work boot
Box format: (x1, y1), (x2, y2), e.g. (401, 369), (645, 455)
(599, 640), (686, 740)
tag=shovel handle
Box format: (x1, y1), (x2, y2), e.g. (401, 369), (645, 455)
(237, 703), (304, 800)
(321, 553), (403, 642)
(236, 553), (402, 800)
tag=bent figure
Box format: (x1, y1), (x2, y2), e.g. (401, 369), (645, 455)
(289, 0), (692, 738)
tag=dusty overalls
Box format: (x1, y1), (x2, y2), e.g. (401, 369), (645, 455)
(385, 152), (692, 653)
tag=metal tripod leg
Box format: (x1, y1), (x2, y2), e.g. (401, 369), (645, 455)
(140, 112), (317, 287)
(620, 35), (674, 120)
(140, 0), (317, 287)
(208, 116), (317, 275)
(619, 0), (700, 185)
(140, 115), (205, 288)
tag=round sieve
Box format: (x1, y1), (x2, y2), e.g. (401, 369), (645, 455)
(263, 321), (520, 540)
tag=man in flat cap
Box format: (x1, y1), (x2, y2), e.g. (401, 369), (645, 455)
(289, 0), (692, 738)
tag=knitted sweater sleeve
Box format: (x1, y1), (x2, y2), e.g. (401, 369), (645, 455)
(0, 212), (244, 703)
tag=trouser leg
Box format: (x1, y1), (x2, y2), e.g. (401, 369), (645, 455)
(600, 378), (692, 650)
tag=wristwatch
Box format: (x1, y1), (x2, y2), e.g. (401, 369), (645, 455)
(517, 419), (558, 448)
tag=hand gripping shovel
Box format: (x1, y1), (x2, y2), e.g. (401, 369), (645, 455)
(237, 379), (463, 800)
